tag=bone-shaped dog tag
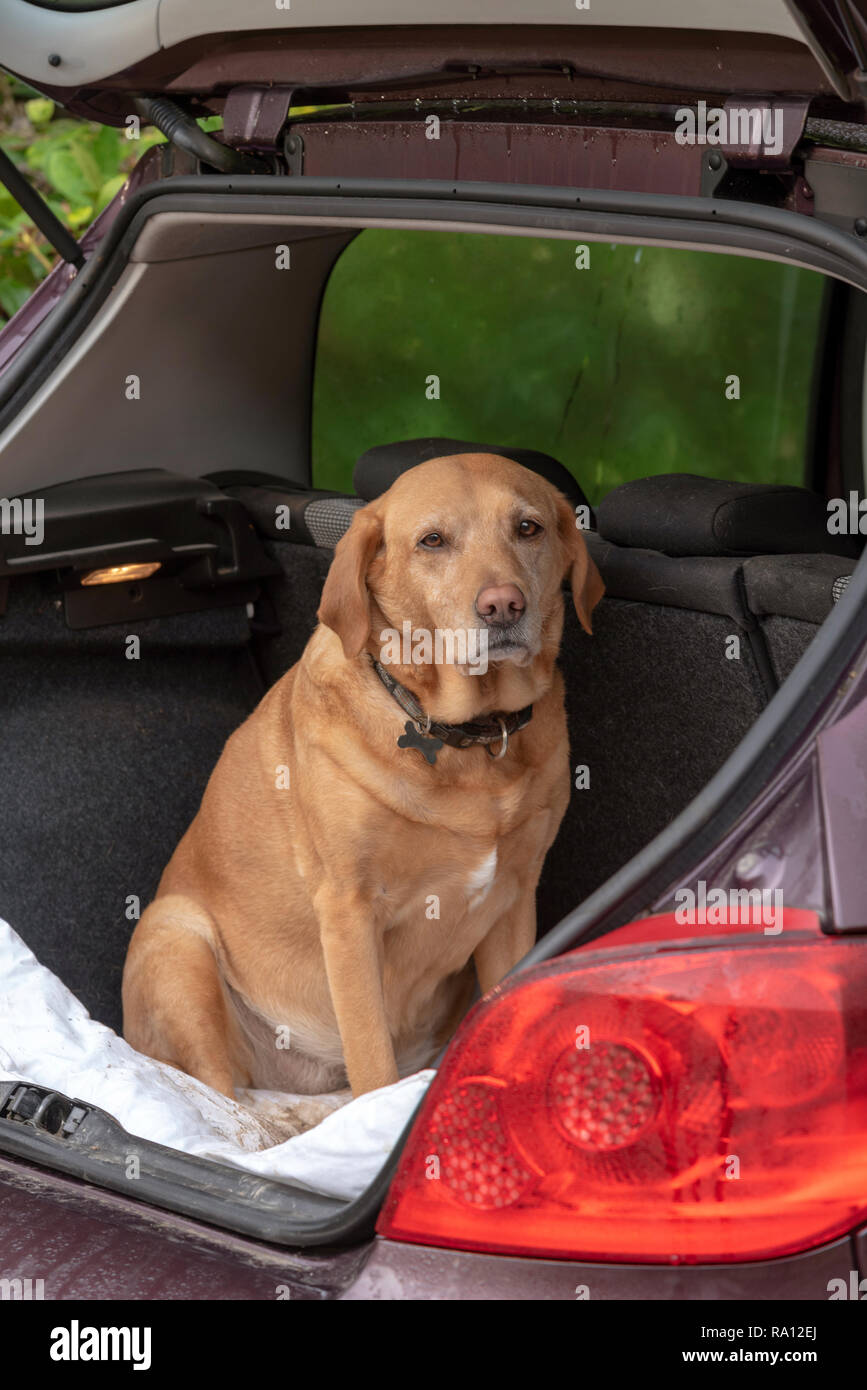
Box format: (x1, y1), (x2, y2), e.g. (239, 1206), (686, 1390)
(397, 720), (443, 765)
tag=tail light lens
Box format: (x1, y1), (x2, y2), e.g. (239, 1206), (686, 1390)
(378, 926), (867, 1263)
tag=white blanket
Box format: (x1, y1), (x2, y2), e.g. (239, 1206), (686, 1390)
(0, 919), (432, 1201)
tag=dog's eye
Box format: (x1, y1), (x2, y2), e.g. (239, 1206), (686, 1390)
(419, 532), (444, 548)
(518, 519), (544, 538)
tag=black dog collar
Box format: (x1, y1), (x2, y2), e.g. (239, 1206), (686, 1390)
(370, 656), (533, 765)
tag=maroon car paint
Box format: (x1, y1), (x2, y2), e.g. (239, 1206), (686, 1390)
(283, 121), (704, 197)
(28, 27), (837, 129)
(0, 1156), (368, 1301)
(342, 1234), (862, 1302)
(650, 653), (867, 932)
(818, 691), (867, 929)
(0, 1155), (861, 1301)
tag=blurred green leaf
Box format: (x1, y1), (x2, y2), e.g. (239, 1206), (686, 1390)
(43, 146), (95, 203)
(136, 127), (167, 153)
(0, 277), (32, 317)
(0, 189), (22, 222)
(91, 123), (123, 178)
(24, 97), (55, 126)
(96, 174), (126, 211)
(65, 204), (94, 229)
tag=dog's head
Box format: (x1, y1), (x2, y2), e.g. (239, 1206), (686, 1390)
(317, 453), (604, 721)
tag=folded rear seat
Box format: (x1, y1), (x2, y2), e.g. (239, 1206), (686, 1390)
(741, 553), (855, 683)
(594, 473), (858, 692)
(562, 473), (858, 913)
(232, 453), (858, 932)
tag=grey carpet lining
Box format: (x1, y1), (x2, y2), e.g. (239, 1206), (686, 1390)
(0, 578), (261, 1033)
(542, 596), (771, 926)
(760, 615), (822, 686)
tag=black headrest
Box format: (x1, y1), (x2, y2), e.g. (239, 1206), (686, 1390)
(596, 474), (858, 558)
(353, 437), (591, 512)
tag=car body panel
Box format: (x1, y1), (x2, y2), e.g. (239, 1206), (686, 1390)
(2, 1), (858, 127)
(817, 693), (867, 930)
(343, 1233), (861, 1301)
(0, 1152), (859, 1301)
(0, 1155), (368, 1300)
(0, 0), (808, 97)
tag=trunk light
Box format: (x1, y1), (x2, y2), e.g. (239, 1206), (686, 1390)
(80, 562), (161, 586)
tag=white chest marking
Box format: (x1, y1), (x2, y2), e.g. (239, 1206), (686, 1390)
(466, 848), (498, 910)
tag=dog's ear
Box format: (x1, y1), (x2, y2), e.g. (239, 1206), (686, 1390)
(317, 505), (384, 658)
(556, 496), (605, 636)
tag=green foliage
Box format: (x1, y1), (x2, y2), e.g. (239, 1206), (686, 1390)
(313, 231), (825, 499)
(0, 75), (221, 322)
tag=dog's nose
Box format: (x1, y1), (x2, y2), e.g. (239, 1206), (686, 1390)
(475, 584), (526, 625)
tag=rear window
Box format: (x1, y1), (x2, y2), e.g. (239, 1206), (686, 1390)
(312, 230), (825, 501)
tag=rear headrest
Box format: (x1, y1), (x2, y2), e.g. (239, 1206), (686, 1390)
(595, 474), (858, 558)
(353, 437), (591, 512)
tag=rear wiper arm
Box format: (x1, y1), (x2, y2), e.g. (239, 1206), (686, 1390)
(0, 140), (85, 270)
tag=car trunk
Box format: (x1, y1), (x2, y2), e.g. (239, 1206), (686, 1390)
(2, 0), (867, 1250)
(0, 452), (858, 1028)
(0, 387), (859, 1246)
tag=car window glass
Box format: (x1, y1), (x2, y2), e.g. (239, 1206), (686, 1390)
(312, 230), (825, 502)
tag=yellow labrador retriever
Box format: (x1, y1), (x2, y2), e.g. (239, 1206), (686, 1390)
(122, 453), (603, 1103)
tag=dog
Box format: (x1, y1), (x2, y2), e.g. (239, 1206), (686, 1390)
(122, 453), (604, 1107)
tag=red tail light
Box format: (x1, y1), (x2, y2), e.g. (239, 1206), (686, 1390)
(378, 920), (867, 1263)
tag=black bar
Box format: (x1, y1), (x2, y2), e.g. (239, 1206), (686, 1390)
(0, 141), (85, 269)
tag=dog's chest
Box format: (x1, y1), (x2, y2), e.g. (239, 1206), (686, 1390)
(464, 847), (499, 910)
(378, 830), (520, 962)
(370, 771), (551, 943)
